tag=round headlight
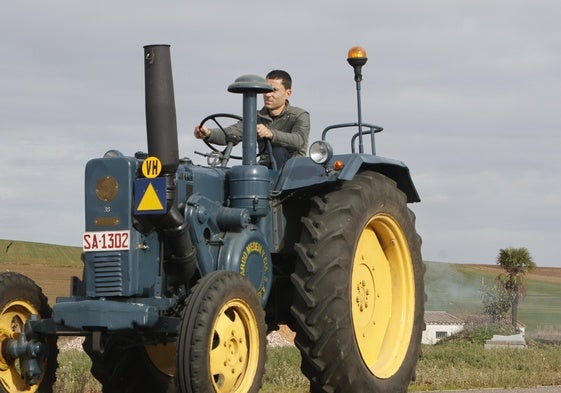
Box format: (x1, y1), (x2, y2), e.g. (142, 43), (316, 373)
(96, 176), (119, 202)
(309, 141), (333, 165)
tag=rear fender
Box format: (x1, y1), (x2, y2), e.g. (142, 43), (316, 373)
(274, 154), (420, 203)
(339, 154), (420, 203)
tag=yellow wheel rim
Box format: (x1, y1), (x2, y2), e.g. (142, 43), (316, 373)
(351, 213), (415, 379)
(209, 299), (260, 393)
(146, 342), (176, 377)
(0, 300), (41, 392)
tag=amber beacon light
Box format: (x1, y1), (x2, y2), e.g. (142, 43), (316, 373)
(347, 46), (368, 153)
(347, 46), (368, 82)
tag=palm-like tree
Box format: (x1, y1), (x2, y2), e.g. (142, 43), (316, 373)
(496, 247), (536, 327)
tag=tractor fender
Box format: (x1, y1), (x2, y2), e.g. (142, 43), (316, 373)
(338, 154), (420, 203)
(274, 154), (420, 203)
(217, 227), (272, 306)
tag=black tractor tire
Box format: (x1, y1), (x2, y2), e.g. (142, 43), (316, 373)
(291, 171), (424, 393)
(0, 272), (58, 393)
(83, 333), (176, 393)
(176, 270), (266, 393)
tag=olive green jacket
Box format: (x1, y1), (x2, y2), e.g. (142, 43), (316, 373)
(207, 102), (310, 161)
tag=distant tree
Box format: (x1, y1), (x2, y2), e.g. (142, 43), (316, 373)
(481, 279), (512, 323)
(496, 247), (536, 328)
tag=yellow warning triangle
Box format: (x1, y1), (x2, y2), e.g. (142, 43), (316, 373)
(137, 182), (164, 211)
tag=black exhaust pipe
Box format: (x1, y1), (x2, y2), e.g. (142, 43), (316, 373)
(144, 44), (179, 173)
(143, 44), (196, 286)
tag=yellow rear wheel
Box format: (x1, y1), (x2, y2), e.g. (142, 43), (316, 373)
(83, 334), (175, 392)
(0, 272), (57, 393)
(0, 300), (41, 392)
(351, 213), (415, 379)
(145, 342), (176, 377)
(292, 171), (424, 393)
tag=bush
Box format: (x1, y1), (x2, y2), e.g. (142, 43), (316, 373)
(481, 280), (513, 322)
(439, 320), (519, 345)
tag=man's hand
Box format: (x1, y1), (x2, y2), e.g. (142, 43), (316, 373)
(194, 125), (210, 139)
(257, 124), (274, 140)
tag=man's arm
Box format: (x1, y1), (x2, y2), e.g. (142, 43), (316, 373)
(268, 109), (310, 153)
(194, 120), (244, 145)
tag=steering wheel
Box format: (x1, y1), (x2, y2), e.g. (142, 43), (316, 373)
(199, 113), (244, 160)
(198, 113), (270, 162)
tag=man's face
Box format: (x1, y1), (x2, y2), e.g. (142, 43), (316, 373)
(264, 78), (291, 113)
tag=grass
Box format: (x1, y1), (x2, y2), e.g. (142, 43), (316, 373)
(410, 322), (561, 391)
(261, 324), (561, 392)
(262, 346), (308, 392)
(56, 336), (561, 393)
(54, 350), (102, 393)
(518, 279), (561, 329)
(54, 346), (311, 393)
(0, 239), (82, 267)
(412, 342), (561, 391)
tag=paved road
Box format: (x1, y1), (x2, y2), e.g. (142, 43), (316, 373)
(430, 387), (561, 393)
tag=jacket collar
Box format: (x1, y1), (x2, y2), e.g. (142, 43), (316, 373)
(259, 100), (290, 120)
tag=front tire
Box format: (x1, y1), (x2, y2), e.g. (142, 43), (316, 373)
(291, 171), (424, 393)
(176, 270), (266, 393)
(83, 333), (176, 393)
(0, 272), (58, 393)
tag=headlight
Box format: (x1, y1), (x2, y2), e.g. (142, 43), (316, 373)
(309, 141), (333, 165)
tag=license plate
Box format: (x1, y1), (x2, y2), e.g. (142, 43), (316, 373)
(83, 230), (130, 252)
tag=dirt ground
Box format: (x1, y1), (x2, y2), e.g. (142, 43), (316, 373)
(464, 264), (561, 284)
(0, 263), (82, 305)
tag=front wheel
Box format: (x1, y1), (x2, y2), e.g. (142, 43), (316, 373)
(291, 171), (424, 393)
(83, 333), (176, 393)
(176, 270), (266, 393)
(0, 272), (58, 393)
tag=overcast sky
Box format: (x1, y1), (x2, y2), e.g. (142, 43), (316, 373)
(1, 1), (559, 267)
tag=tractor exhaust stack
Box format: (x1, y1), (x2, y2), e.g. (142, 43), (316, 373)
(143, 44), (196, 286)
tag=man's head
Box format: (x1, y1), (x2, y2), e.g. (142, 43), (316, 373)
(264, 70), (292, 116)
(266, 70), (292, 90)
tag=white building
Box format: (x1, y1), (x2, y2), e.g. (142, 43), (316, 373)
(421, 311), (465, 344)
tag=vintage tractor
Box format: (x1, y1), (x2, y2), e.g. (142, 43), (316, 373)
(0, 44), (423, 393)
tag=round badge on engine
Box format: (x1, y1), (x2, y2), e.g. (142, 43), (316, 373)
(239, 241), (270, 300)
(218, 231), (273, 305)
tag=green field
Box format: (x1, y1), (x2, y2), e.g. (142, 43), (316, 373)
(0, 239), (82, 267)
(425, 261), (561, 331)
(1, 239), (560, 332)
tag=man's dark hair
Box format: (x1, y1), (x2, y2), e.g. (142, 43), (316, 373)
(266, 70), (292, 90)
